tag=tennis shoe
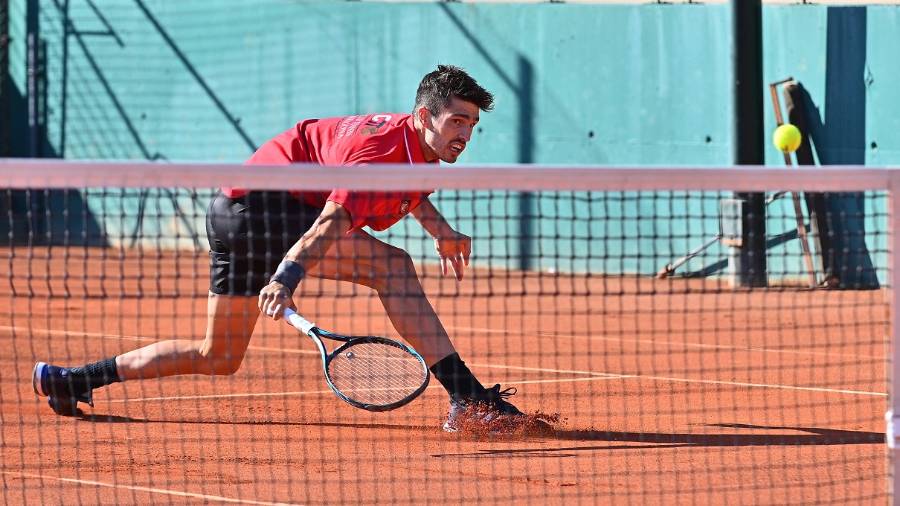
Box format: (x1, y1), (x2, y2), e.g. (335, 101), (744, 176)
(442, 384), (524, 433)
(32, 362), (94, 416)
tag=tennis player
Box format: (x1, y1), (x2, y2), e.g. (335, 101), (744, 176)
(33, 65), (522, 432)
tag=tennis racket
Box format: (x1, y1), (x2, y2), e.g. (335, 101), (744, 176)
(283, 308), (430, 412)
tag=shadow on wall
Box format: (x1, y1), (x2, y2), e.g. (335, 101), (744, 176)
(4, 0), (246, 248)
(799, 6), (878, 289)
(1, 0), (105, 247)
(438, 5), (536, 271)
(48, 0), (256, 158)
(132, 0), (256, 152)
(0, 80), (107, 246)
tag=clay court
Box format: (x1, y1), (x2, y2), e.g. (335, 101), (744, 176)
(0, 248), (888, 504)
(2, 0), (899, 502)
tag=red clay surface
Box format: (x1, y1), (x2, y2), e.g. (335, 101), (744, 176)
(0, 247), (889, 504)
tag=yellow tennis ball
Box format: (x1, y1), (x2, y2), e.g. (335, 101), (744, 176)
(773, 124), (802, 153)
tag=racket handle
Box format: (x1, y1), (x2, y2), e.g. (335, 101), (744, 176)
(283, 308), (316, 336)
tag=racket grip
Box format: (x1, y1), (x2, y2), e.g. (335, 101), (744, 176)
(283, 308), (316, 336)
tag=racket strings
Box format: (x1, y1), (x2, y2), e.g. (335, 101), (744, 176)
(327, 342), (427, 405)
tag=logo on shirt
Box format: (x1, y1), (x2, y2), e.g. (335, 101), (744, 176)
(360, 114), (392, 136)
(336, 115), (365, 138)
(399, 200), (410, 214)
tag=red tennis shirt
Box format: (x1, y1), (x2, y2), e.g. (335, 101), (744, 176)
(226, 113), (434, 231)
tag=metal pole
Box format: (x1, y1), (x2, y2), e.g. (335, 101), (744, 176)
(26, 0), (40, 157)
(889, 175), (900, 504)
(517, 55), (534, 272)
(732, 0), (766, 287)
(890, 182), (899, 502)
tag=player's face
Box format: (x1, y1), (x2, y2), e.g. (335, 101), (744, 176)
(421, 97), (480, 163)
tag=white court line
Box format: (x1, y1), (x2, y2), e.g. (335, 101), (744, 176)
(7, 325), (885, 399)
(105, 388), (336, 403)
(449, 325), (884, 361)
(0, 325), (318, 356)
(612, 373), (885, 397)
(511, 376), (624, 386)
(106, 383), (448, 403)
(1, 470), (300, 506)
(7, 322), (881, 362)
(103, 378), (626, 404)
(471, 363), (885, 396)
(105, 371), (882, 404)
(470, 362), (619, 377)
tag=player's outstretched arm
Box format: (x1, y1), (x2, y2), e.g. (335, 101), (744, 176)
(411, 198), (471, 281)
(259, 201), (351, 319)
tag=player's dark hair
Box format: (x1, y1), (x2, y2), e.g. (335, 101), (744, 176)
(414, 65), (494, 115)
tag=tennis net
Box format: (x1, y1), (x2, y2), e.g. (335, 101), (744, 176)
(1, 159), (894, 504)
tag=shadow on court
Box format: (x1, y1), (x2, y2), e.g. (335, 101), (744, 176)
(429, 423), (884, 458)
(545, 423), (883, 447)
(74, 413), (435, 433)
(77, 414), (883, 450)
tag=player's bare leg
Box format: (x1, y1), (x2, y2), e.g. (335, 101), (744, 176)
(306, 229), (455, 366)
(115, 293), (259, 379)
(307, 229), (526, 431)
(33, 293), (259, 415)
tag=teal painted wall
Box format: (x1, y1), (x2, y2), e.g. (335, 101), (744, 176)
(14, 2), (735, 164)
(6, 1), (896, 283)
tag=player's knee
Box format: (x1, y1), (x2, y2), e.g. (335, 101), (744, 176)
(197, 346), (245, 376)
(375, 248), (418, 292)
(212, 357), (244, 376)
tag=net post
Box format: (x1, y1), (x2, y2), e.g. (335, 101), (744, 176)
(889, 174), (900, 504)
(26, 0), (41, 157)
(732, 0), (767, 287)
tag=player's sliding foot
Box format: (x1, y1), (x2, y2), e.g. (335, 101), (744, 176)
(32, 362), (95, 416)
(443, 383), (525, 433)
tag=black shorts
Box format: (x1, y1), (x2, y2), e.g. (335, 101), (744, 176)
(206, 191), (321, 296)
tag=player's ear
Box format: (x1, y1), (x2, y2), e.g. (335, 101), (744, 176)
(416, 106), (431, 125)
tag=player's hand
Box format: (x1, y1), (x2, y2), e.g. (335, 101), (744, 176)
(434, 230), (471, 281)
(258, 281), (296, 321)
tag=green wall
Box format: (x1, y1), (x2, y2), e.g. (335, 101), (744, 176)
(5, 1), (896, 284)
